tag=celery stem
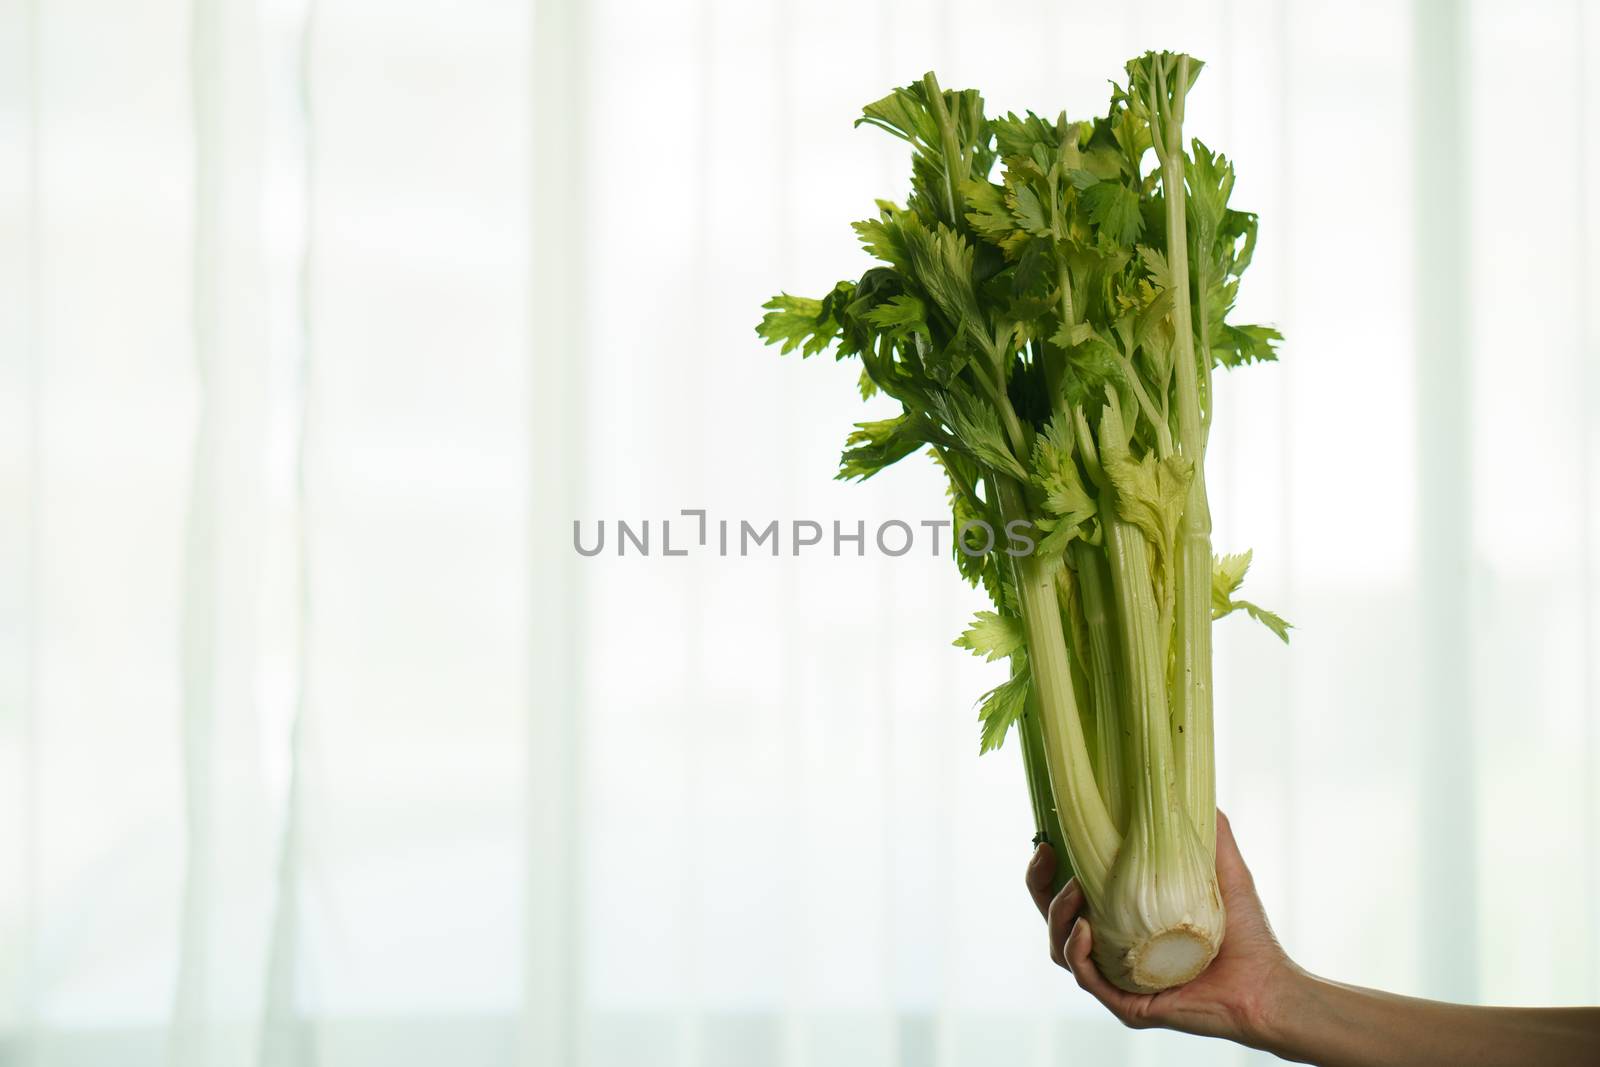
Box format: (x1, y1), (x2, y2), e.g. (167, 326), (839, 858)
(1154, 53), (1217, 853)
(1073, 540), (1129, 832)
(996, 477), (1119, 900)
(1018, 676), (1071, 895)
(1099, 493), (1180, 851)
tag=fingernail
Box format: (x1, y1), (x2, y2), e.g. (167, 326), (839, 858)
(1028, 845), (1045, 869)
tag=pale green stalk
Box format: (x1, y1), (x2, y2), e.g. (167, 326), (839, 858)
(1101, 503), (1178, 845)
(991, 467), (1070, 895)
(1017, 662), (1070, 892)
(1072, 540), (1128, 832)
(1151, 54), (1217, 857)
(1091, 397), (1223, 992)
(995, 477), (1119, 901)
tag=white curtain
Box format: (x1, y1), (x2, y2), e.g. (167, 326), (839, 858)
(1, 2), (1597, 1065)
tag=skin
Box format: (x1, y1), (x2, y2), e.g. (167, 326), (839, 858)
(1026, 812), (1600, 1067)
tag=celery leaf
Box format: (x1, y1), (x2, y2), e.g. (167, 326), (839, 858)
(955, 610), (1026, 662)
(976, 657), (1031, 753)
(1211, 549), (1292, 643)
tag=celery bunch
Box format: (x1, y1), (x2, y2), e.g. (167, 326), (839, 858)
(757, 53), (1286, 992)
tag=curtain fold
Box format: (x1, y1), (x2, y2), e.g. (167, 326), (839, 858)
(258, 1), (316, 1063)
(1, 0), (44, 1062)
(171, 0), (222, 1053)
(1412, 0), (1478, 1006)
(527, 0), (584, 1063)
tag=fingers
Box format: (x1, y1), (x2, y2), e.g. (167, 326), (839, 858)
(1216, 809), (1238, 859)
(1038, 875), (1156, 1032)
(1026, 843), (1057, 918)
(1062, 918), (1150, 1029)
(1213, 808), (1257, 893)
(1063, 916), (1094, 979)
(1045, 878), (1084, 968)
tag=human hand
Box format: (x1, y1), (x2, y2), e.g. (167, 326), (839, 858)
(1026, 811), (1299, 1047)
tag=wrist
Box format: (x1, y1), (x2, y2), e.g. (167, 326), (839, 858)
(1237, 960), (1318, 1058)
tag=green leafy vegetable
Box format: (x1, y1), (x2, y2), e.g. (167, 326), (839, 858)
(955, 610), (1028, 663)
(757, 54), (1287, 994)
(1212, 550), (1293, 643)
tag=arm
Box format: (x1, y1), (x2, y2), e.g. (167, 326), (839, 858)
(1025, 812), (1600, 1067)
(1265, 974), (1600, 1067)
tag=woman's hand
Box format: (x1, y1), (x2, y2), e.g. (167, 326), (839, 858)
(1025, 811), (1298, 1048)
(1030, 812), (1600, 1066)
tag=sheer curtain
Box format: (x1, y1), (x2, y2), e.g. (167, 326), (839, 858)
(1, 2), (1597, 1066)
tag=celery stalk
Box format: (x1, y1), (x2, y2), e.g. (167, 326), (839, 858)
(758, 50), (1288, 993)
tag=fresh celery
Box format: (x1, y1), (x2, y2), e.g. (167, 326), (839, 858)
(757, 53), (1288, 992)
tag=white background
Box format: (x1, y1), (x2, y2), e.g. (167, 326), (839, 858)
(1, 1), (1598, 1065)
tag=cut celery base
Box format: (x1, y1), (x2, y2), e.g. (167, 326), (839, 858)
(1124, 924), (1219, 992)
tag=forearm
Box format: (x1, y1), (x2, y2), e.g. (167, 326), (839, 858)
(1254, 969), (1600, 1067)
